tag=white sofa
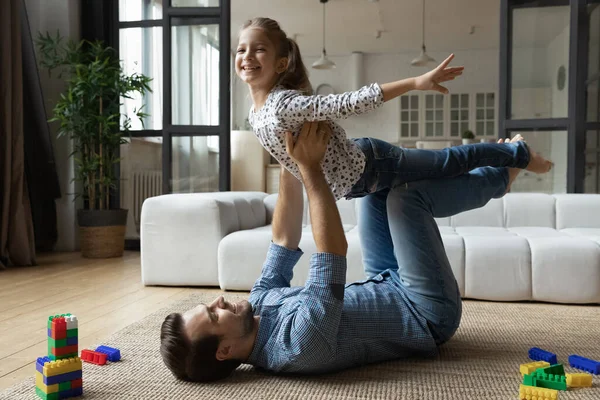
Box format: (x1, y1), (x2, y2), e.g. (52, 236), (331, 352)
(141, 192), (600, 304)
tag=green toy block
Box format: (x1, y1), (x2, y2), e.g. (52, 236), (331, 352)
(523, 374), (537, 387)
(35, 387), (59, 400)
(48, 352), (78, 361)
(58, 381), (71, 391)
(48, 338), (67, 348)
(541, 364), (565, 376)
(533, 371), (568, 391)
(66, 329), (78, 338)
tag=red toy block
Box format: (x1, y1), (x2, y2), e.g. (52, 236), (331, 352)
(81, 349), (107, 365)
(51, 344), (78, 356)
(51, 317), (67, 340)
(71, 378), (83, 389)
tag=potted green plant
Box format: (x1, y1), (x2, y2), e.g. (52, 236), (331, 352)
(462, 129), (476, 145)
(36, 33), (152, 258)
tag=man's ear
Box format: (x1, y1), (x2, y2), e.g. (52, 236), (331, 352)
(276, 57), (289, 74)
(216, 343), (232, 361)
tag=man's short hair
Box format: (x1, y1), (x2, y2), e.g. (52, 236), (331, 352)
(160, 312), (242, 382)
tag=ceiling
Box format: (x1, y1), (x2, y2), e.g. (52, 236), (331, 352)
(231, 0), (572, 56)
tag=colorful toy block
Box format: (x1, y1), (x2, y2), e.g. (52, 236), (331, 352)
(36, 315), (82, 400)
(523, 371), (567, 391)
(540, 364), (565, 377)
(568, 354), (600, 375)
(47, 315), (78, 361)
(529, 347), (558, 364)
(566, 372), (592, 388)
(95, 345), (121, 362)
(519, 384), (559, 400)
(35, 357), (82, 400)
(520, 361), (550, 376)
(81, 349), (107, 365)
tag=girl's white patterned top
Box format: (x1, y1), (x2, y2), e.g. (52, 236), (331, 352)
(248, 83), (385, 200)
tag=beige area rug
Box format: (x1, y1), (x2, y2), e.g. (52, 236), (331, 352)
(2, 292), (600, 400)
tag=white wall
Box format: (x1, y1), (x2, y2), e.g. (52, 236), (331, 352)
(25, 0), (81, 251)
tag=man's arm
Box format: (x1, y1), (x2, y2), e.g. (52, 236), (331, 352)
(271, 166), (303, 250)
(275, 121), (347, 369)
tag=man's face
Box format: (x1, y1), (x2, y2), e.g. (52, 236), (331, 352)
(182, 296), (255, 345)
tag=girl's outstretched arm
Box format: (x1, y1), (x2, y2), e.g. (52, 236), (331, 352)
(273, 54), (463, 122)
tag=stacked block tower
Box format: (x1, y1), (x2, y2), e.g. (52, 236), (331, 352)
(35, 314), (83, 400)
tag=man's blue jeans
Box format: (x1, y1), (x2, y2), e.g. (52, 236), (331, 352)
(346, 137), (529, 199)
(356, 166), (509, 345)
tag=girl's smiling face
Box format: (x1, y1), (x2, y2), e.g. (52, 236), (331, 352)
(235, 27), (287, 90)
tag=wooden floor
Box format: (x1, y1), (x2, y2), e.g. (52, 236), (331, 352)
(0, 251), (222, 391)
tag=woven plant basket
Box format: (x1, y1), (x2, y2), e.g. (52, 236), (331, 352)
(77, 209), (128, 258)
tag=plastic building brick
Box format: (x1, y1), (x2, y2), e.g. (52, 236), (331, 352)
(529, 347), (558, 364)
(526, 371), (567, 391)
(70, 379), (82, 389)
(568, 354), (600, 375)
(36, 386), (82, 400)
(520, 361), (550, 376)
(540, 364), (565, 376)
(95, 345), (121, 362)
(64, 315), (78, 330)
(66, 329), (78, 338)
(50, 318), (67, 340)
(80, 349), (107, 365)
(43, 370), (82, 386)
(51, 345), (78, 357)
(35, 372), (58, 394)
(66, 337), (77, 346)
(40, 358), (82, 377)
(35, 386), (58, 400)
(565, 372), (592, 388)
(47, 338), (67, 348)
(519, 384), (559, 400)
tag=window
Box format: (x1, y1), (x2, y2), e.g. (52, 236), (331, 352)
(424, 94), (444, 137)
(476, 93), (496, 136)
(400, 95), (419, 138)
(450, 94), (469, 138)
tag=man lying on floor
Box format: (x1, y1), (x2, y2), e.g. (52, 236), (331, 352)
(160, 120), (521, 382)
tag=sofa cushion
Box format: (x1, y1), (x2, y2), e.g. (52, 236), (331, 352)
(452, 198), (504, 227)
(464, 236), (531, 301)
(555, 194), (600, 229)
(508, 227), (567, 238)
(560, 228), (600, 238)
(504, 193), (555, 228)
(455, 227), (515, 236)
(529, 237), (600, 303)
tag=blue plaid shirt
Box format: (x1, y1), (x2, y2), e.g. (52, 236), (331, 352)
(247, 243), (438, 374)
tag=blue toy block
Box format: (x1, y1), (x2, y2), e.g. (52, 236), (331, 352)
(43, 369), (82, 386)
(47, 328), (52, 337)
(569, 354), (600, 375)
(66, 336), (78, 346)
(95, 345), (121, 362)
(58, 387), (83, 399)
(36, 356), (52, 374)
(529, 347), (558, 364)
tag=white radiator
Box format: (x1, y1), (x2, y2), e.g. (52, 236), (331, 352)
(122, 170), (162, 235)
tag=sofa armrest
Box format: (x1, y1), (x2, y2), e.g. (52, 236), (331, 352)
(141, 192), (268, 286)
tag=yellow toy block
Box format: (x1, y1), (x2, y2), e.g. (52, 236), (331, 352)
(566, 373), (592, 388)
(35, 372), (58, 394)
(42, 357), (82, 377)
(520, 361), (551, 376)
(519, 384), (559, 400)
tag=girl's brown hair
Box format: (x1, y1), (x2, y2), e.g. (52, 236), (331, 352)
(240, 18), (313, 95)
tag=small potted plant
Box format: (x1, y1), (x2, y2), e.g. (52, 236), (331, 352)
(462, 129), (476, 145)
(36, 33), (152, 258)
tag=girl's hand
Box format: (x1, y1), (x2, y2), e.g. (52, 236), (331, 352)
(414, 54), (464, 94)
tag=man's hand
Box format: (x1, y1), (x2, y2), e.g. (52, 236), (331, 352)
(285, 121), (331, 173)
(414, 54), (464, 94)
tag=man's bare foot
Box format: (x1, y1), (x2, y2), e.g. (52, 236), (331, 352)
(498, 136), (523, 194)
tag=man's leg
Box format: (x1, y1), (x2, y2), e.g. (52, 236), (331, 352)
(356, 190), (398, 278)
(385, 167), (509, 343)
